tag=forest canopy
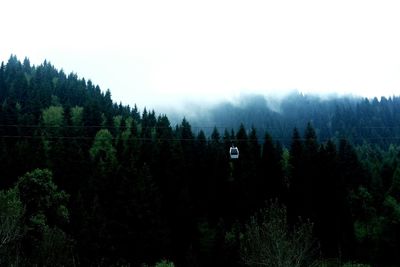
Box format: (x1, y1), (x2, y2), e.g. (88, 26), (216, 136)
(0, 56), (399, 266)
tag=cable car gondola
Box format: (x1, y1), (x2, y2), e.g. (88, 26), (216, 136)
(229, 146), (239, 159)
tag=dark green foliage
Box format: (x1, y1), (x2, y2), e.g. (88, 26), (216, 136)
(260, 133), (286, 204)
(16, 168), (73, 266)
(0, 188), (23, 265)
(287, 125), (357, 260)
(16, 169), (69, 227)
(0, 56), (400, 266)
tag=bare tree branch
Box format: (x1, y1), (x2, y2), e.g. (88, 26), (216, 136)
(240, 201), (319, 267)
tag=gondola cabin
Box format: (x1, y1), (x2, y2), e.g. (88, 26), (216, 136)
(230, 146), (239, 159)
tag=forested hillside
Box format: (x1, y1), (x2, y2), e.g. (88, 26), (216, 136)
(1, 56), (400, 266)
(174, 93), (400, 149)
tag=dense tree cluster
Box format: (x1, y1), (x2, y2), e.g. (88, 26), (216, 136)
(180, 92), (400, 149)
(0, 56), (399, 266)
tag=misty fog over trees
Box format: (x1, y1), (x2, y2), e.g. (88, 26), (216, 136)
(1, 56), (400, 266)
(167, 93), (400, 149)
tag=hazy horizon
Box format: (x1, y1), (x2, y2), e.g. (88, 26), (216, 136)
(2, 1), (399, 109)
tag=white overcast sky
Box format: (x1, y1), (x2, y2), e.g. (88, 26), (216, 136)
(1, 0), (400, 108)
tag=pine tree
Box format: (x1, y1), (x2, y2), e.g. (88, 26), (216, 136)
(288, 127), (305, 222)
(260, 133), (285, 202)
